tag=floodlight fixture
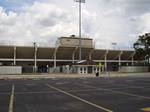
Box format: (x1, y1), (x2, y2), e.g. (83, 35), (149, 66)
(74, 0), (85, 3)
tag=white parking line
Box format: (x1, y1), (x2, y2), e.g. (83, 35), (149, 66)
(8, 84), (15, 112)
(46, 84), (113, 112)
(55, 82), (68, 85)
(79, 84), (150, 100)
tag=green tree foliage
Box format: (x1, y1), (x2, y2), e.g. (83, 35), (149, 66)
(133, 33), (150, 64)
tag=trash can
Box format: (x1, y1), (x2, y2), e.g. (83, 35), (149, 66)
(95, 72), (99, 77)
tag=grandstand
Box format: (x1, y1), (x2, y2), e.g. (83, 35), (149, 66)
(0, 36), (144, 74)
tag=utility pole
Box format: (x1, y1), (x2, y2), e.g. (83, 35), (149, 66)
(74, 0), (85, 61)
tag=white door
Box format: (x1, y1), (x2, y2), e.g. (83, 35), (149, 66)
(79, 67), (87, 74)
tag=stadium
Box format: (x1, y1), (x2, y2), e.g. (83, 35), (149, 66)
(1, 1), (150, 112)
(0, 35), (147, 74)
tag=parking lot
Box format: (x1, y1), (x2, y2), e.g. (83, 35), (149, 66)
(0, 76), (150, 112)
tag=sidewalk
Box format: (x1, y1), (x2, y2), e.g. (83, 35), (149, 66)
(0, 73), (95, 80)
(0, 72), (150, 80)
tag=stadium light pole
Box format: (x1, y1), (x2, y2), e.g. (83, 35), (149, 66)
(74, 0), (85, 61)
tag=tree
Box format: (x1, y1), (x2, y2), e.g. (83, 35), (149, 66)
(133, 33), (150, 65)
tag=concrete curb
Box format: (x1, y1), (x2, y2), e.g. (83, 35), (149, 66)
(0, 74), (95, 80)
(0, 72), (150, 80)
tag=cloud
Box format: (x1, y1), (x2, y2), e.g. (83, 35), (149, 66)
(0, 2), (78, 46)
(0, 1), (99, 47)
(89, 0), (150, 49)
(0, 0), (150, 49)
(138, 13), (150, 34)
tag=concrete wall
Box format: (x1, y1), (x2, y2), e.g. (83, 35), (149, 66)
(119, 66), (149, 73)
(22, 66), (34, 73)
(0, 66), (22, 74)
(49, 67), (60, 73)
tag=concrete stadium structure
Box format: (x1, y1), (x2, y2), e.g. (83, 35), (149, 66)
(0, 36), (142, 74)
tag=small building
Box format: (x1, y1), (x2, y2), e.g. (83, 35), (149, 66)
(72, 59), (99, 74)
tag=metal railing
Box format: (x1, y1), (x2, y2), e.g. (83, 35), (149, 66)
(0, 41), (134, 50)
(0, 41), (55, 47)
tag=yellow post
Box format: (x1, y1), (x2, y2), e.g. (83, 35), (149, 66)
(97, 62), (103, 76)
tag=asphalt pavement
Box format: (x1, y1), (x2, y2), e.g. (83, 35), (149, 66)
(0, 76), (150, 112)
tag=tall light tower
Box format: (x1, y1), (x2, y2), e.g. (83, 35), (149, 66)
(74, 0), (85, 61)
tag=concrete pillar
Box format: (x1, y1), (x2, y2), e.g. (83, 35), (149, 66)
(104, 50), (108, 70)
(34, 42), (37, 72)
(131, 52), (135, 66)
(13, 46), (16, 66)
(72, 53), (75, 64)
(118, 51), (123, 67)
(72, 47), (78, 64)
(128, 51), (135, 66)
(34, 49), (37, 69)
(54, 53), (56, 69)
(89, 52), (92, 60)
(119, 56), (121, 66)
(53, 47), (58, 69)
(131, 56), (134, 66)
(89, 49), (94, 60)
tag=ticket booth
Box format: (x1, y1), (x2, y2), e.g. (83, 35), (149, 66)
(73, 60), (97, 74)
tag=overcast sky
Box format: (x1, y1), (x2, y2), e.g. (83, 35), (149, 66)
(0, 0), (150, 48)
